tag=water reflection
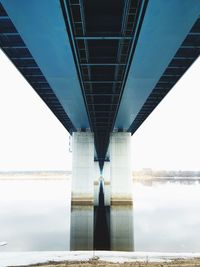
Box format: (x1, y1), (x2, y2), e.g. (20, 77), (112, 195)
(94, 182), (110, 250)
(133, 182), (200, 252)
(110, 205), (134, 251)
(70, 205), (93, 250)
(1, 179), (200, 252)
(0, 179), (70, 251)
(70, 181), (134, 251)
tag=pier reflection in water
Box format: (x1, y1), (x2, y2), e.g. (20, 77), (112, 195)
(70, 181), (134, 251)
(94, 181), (110, 250)
(70, 205), (93, 250)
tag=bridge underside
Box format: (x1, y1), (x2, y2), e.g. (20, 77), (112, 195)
(61, 0), (148, 168)
(0, 1), (200, 169)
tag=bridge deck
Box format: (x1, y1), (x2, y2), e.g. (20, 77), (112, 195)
(61, 0), (147, 166)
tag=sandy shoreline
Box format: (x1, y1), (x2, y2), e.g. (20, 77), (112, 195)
(1, 252), (200, 267)
(22, 258), (200, 267)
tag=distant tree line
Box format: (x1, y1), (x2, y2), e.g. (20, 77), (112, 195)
(133, 169), (200, 177)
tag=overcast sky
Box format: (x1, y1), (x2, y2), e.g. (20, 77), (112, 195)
(0, 50), (199, 171)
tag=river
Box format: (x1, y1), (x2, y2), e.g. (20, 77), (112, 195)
(0, 178), (200, 252)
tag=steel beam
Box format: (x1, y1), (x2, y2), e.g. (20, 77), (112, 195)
(11, 57), (32, 60)
(84, 81), (122, 84)
(2, 46), (26, 49)
(88, 103), (117, 106)
(86, 94), (120, 96)
(80, 63), (126, 66)
(75, 36), (132, 40)
(0, 33), (18, 36)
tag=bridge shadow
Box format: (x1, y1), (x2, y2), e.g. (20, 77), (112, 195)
(94, 181), (110, 250)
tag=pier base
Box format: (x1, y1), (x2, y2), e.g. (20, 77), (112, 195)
(110, 132), (133, 205)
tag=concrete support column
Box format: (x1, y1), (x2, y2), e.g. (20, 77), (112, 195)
(110, 132), (132, 205)
(71, 132), (94, 205)
(101, 161), (111, 206)
(94, 161), (100, 206)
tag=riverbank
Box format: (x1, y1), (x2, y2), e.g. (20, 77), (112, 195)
(0, 171), (71, 180)
(1, 252), (200, 267)
(23, 258), (200, 267)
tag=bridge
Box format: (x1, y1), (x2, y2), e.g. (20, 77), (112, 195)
(0, 0), (200, 250)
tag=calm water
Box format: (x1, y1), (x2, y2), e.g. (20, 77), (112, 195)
(1, 178), (200, 252)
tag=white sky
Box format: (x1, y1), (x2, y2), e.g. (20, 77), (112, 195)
(0, 50), (199, 171)
(131, 56), (200, 171)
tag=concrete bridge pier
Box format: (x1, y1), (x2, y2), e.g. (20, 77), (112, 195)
(70, 131), (133, 251)
(71, 132), (94, 205)
(101, 161), (111, 206)
(110, 132), (133, 205)
(71, 132), (133, 205)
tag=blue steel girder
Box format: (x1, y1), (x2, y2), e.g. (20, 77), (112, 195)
(115, 1), (200, 132)
(0, 0), (90, 133)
